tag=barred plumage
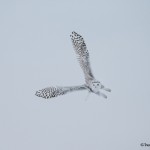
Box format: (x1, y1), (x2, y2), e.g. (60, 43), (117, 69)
(70, 31), (94, 84)
(35, 86), (65, 99)
(35, 31), (111, 99)
(35, 85), (87, 99)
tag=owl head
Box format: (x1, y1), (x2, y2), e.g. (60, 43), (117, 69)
(90, 80), (104, 93)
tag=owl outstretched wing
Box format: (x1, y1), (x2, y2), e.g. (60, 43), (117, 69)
(35, 85), (87, 99)
(70, 31), (95, 84)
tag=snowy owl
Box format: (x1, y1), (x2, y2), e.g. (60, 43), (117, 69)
(35, 31), (111, 99)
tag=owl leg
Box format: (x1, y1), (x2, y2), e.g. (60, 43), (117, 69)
(96, 91), (107, 99)
(102, 86), (111, 92)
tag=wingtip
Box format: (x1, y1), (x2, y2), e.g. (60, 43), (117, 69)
(35, 90), (41, 97)
(71, 31), (77, 35)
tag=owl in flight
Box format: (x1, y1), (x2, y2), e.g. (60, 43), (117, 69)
(35, 31), (111, 99)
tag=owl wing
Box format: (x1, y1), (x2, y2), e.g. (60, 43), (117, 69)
(35, 85), (87, 99)
(70, 31), (95, 84)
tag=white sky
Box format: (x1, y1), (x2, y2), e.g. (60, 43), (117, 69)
(0, 0), (150, 150)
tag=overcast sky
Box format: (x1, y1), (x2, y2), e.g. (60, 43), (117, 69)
(0, 0), (150, 150)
